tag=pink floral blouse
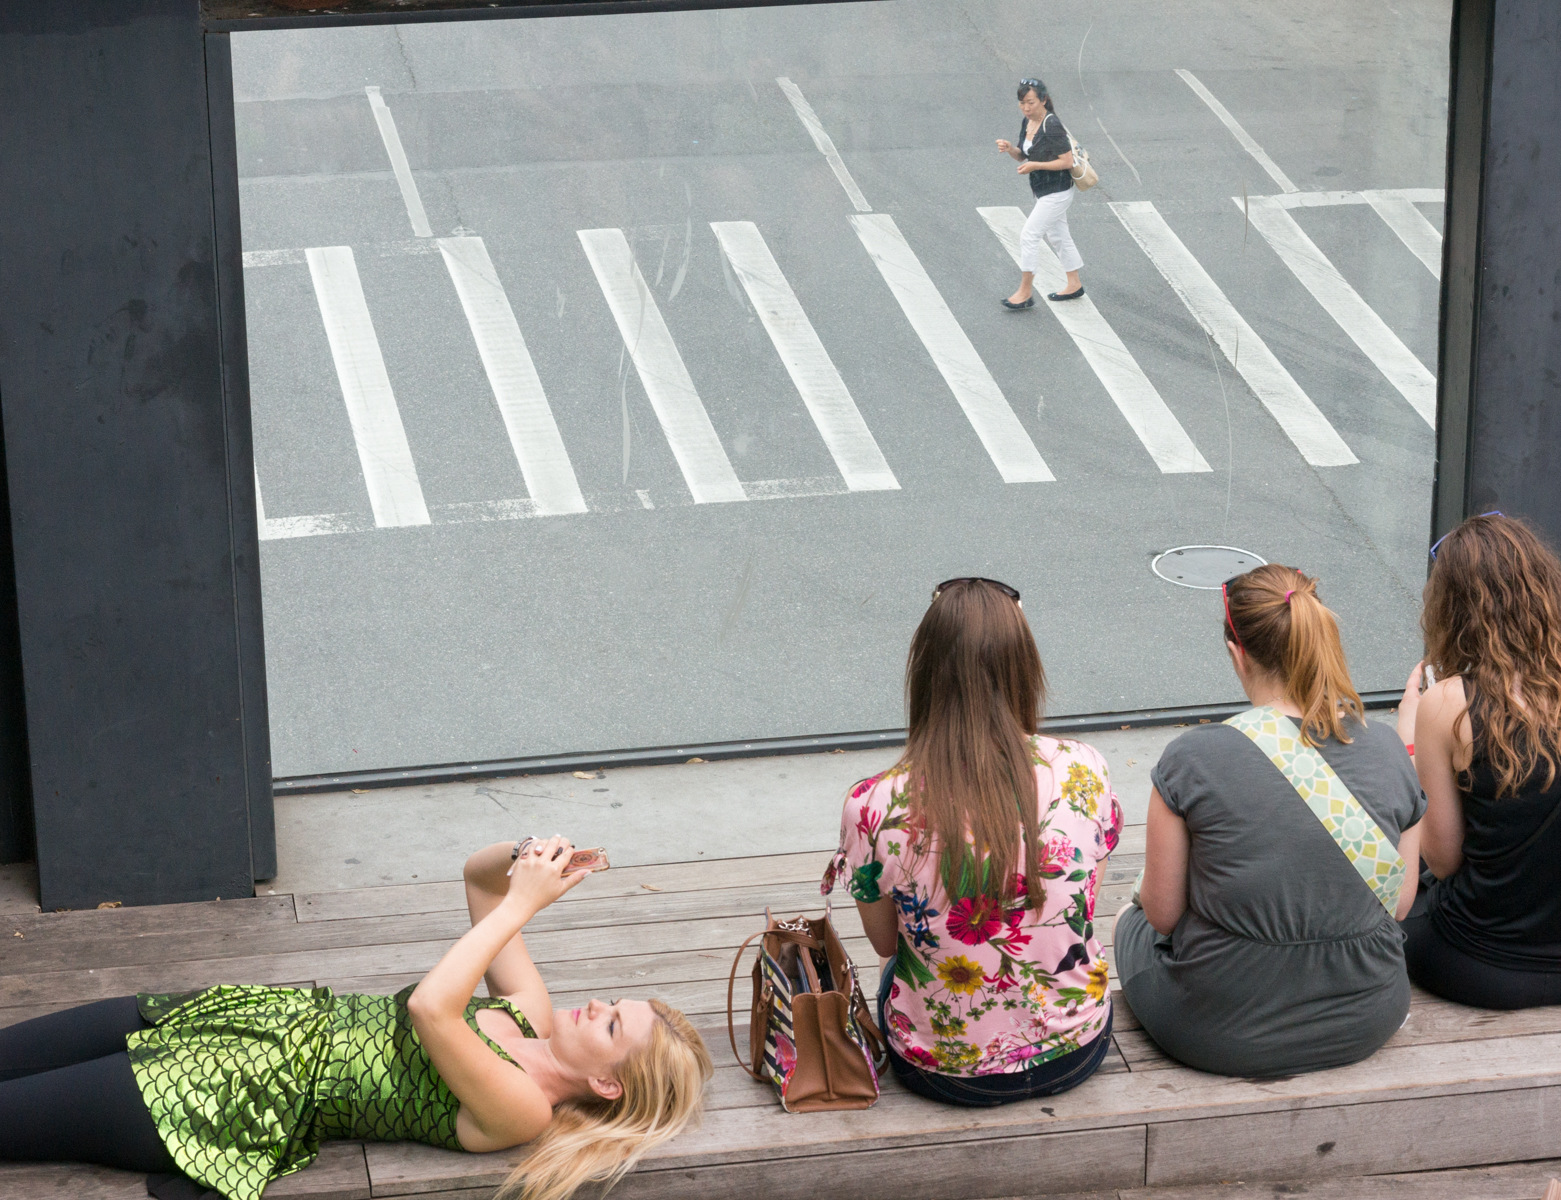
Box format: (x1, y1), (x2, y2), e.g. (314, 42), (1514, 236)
(824, 737), (1122, 1076)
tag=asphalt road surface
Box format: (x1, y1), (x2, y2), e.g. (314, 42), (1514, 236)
(232, 0), (1451, 778)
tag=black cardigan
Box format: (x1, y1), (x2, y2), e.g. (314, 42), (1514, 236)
(1020, 112), (1074, 198)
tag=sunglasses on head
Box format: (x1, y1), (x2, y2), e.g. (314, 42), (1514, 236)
(1019, 78), (1045, 92)
(1429, 511), (1503, 560)
(932, 577), (1021, 604)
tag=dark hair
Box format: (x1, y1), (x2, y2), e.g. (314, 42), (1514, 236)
(1223, 564), (1363, 746)
(1017, 78), (1055, 114)
(894, 579), (1046, 910)
(1422, 513), (1561, 797)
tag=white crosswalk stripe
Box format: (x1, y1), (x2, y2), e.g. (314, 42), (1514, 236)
(438, 236), (588, 515)
(577, 227), (747, 505)
(305, 245), (432, 526)
(1362, 190), (1443, 279)
(1241, 195), (1437, 427)
(850, 212), (1054, 483)
(711, 221), (898, 492)
(1110, 201), (1358, 467)
(253, 185), (1448, 533)
(978, 206), (1211, 475)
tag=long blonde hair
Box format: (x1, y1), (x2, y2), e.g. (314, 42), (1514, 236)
(500, 1000), (713, 1200)
(1223, 564), (1363, 746)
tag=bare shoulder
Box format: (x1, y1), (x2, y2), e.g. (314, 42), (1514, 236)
(1421, 675), (1469, 726)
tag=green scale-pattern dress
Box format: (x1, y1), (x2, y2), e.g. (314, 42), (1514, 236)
(126, 983), (535, 1200)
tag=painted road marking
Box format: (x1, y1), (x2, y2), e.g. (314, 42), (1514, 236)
(1111, 202), (1357, 467)
(1241, 196), (1436, 427)
(978, 206), (1211, 475)
(438, 236), (588, 515)
(1362, 190), (1443, 279)
(365, 86), (433, 238)
(776, 77), (872, 213)
(1175, 69), (1298, 194)
(577, 228), (747, 505)
(305, 246), (432, 526)
(711, 221), (898, 491)
(851, 213), (1053, 483)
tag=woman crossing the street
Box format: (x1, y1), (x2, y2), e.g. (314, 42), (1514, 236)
(995, 77), (1084, 309)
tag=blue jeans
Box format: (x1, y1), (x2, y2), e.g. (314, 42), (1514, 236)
(877, 960), (1112, 1107)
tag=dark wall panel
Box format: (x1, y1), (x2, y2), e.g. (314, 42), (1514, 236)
(0, 1), (267, 907)
(1464, 2), (1561, 536)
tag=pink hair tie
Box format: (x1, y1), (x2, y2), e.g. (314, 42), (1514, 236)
(1284, 589), (1296, 604)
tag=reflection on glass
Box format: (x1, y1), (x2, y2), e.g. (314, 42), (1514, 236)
(232, 2), (1452, 776)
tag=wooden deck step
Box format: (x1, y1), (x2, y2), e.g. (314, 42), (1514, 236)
(3, 838), (1557, 1200)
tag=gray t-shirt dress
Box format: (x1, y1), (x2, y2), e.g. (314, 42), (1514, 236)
(1114, 717), (1424, 1077)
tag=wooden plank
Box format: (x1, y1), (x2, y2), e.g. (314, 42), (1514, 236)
(1144, 1085), (1561, 1186)
(0, 909), (870, 1006)
(366, 1126), (1147, 1200)
(263, 1142), (372, 1200)
(0, 880), (837, 977)
(610, 1125), (1148, 1200)
(1112, 989), (1561, 1072)
(1389, 989), (1561, 1049)
(5, 894), (295, 943)
(631, 1034), (1561, 1171)
(0, 1163), (145, 1199)
(1120, 1156), (1561, 1199)
(296, 851), (834, 922)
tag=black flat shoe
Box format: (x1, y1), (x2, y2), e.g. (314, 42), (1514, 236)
(1047, 286), (1085, 302)
(1001, 296), (1035, 310)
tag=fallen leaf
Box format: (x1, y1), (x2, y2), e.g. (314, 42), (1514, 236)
(1126, 759), (1137, 766)
(1198, 719), (1211, 724)
(11, 931), (21, 939)
(686, 757), (706, 764)
(831, 748), (845, 754)
(571, 770), (605, 780)
(640, 884), (663, 892)
(96, 901), (122, 909)
(350, 788), (367, 794)
(1120, 724), (1130, 730)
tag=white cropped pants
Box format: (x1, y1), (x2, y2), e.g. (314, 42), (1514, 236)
(1019, 187), (1082, 275)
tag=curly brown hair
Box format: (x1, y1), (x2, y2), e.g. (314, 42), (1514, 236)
(1223, 563), (1363, 746)
(1422, 513), (1561, 798)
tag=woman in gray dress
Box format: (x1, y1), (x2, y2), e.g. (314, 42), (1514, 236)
(1114, 564), (1423, 1077)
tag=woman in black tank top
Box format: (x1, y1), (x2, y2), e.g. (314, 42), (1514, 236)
(1398, 513), (1561, 1008)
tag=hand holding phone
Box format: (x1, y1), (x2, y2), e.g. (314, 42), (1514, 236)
(508, 838), (609, 877)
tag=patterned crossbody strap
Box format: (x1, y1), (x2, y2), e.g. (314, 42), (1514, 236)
(1225, 707), (1406, 915)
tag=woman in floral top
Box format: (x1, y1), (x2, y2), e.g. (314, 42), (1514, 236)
(825, 578), (1121, 1104)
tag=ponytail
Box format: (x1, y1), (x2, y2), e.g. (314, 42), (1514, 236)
(1223, 565), (1363, 745)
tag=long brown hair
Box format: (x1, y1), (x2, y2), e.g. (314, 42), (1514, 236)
(1422, 513), (1561, 797)
(894, 579), (1046, 910)
(1223, 564), (1363, 745)
(501, 1000), (712, 1200)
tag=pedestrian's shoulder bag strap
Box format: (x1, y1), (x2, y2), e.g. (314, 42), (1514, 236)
(1225, 706), (1406, 914)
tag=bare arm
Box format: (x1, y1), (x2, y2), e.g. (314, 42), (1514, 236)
(995, 138), (1024, 161)
(409, 837), (586, 1152)
(464, 840), (556, 1029)
(1416, 677), (1472, 878)
(1139, 788), (1190, 935)
(857, 897), (899, 959)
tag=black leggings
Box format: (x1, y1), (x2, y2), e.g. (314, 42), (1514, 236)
(0, 997), (176, 1173)
(1402, 913), (1561, 1009)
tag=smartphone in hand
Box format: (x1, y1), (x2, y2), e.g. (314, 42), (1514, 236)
(562, 847), (610, 876)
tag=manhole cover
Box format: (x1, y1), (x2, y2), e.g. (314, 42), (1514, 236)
(1151, 545), (1267, 590)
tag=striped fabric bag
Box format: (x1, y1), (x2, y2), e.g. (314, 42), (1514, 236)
(726, 907), (886, 1113)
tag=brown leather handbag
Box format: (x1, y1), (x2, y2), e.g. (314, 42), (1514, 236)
(726, 906), (888, 1112)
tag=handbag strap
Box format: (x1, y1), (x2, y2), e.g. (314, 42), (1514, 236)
(1226, 707), (1406, 914)
(726, 929), (770, 1081)
(725, 920), (827, 1080)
